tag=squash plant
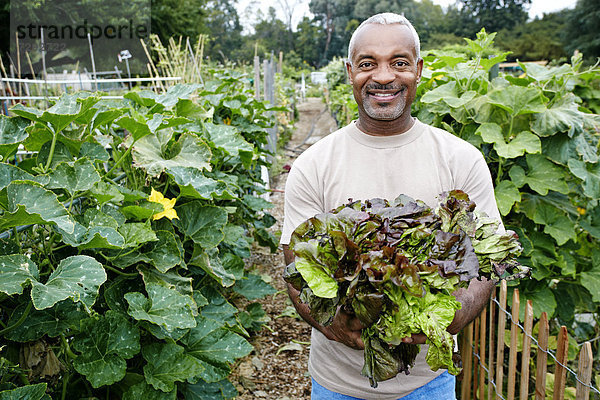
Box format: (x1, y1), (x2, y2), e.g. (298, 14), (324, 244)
(0, 72), (281, 399)
(413, 30), (600, 337)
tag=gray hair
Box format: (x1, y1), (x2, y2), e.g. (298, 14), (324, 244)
(347, 13), (421, 65)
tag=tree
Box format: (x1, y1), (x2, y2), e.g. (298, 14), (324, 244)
(252, 7), (291, 57)
(202, 0), (243, 63)
(151, 0), (207, 42)
(564, 0), (600, 62)
(294, 16), (325, 67)
(309, 0), (356, 65)
(454, 0), (531, 38)
(496, 12), (569, 62)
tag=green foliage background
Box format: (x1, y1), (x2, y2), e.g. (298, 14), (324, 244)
(0, 72), (282, 399)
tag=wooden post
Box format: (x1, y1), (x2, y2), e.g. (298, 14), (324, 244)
(479, 309), (487, 400)
(474, 316), (480, 398)
(278, 51), (283, 74)
(507, 289), (520, 400)
(535, 312), (549, 400)
(520, 300), (534, 400)
(495, 280), (508, 400)
(254, 56), (260, 100)
(462, 322), (474, 400)
(576, 342), (593, 400)
(553, 326), (569, 400)
(488, 296), (496, 400)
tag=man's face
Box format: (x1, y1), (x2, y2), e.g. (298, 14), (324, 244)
(346, 24), (423, 123)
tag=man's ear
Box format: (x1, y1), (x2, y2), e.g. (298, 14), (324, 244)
(416, 58), (424, 83)
(345, 61), (354, 84)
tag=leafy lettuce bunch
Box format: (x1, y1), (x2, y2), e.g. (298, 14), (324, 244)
(284, 190), (528, 387)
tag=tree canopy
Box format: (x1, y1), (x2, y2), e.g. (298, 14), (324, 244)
(0, 0), (598, 73)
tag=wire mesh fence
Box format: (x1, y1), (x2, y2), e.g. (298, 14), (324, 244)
(459, 280), (599, 400)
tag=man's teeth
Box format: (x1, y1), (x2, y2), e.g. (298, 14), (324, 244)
(374, 93), (394, 97)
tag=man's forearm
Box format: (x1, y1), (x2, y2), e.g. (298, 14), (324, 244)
(447, 277), (495, 335)
(287, 282), (327, 333)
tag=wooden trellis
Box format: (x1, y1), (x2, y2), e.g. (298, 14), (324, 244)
(459, 280), (598, 400)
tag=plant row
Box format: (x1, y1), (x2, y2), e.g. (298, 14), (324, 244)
(0, 70), (285, 399)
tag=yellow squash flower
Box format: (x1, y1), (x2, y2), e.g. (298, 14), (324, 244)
(148, 188), (178, 221)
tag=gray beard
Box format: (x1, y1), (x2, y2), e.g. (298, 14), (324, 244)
(363, 95), (406, 121)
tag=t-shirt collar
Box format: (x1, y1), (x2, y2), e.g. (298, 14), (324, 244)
(347, 118), (424, 149)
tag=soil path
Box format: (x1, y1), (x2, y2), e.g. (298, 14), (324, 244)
(231, 97), (338, 399)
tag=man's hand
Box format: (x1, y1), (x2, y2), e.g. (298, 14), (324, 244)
(321, 306), (366, 350)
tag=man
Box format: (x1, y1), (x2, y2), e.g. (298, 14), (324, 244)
(281, 13), (501, 400)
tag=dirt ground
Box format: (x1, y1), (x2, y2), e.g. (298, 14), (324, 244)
(230, 97), (338, 399)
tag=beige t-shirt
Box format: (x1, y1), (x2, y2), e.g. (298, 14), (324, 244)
(281, 119), (502, 399)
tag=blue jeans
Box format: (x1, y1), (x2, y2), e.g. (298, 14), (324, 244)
(311, 371), (456, 400)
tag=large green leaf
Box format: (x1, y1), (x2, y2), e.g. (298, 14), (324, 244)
(116, 113), (152, 142)
(4, 300), (86, 342)
(0, 115), (29, 161)
(581, 257), (600, 303)
(476, 123), (541, 159)
(144, 230), (184, 272)
(508, 154), (569, 195)
(122, 381), (176, 400)
(200, 286), (238, 328)
(58, 221), (126, 250)
(125, 282), (196, 332)
(118, 222), (158, 248)
(204, 123), (254, 167)
(89, 181), (125, 205)
(30, 255), (106, 311)
(518, 194), (576, 245)
(0, 254), (38, 295)
(182, 315), (253, 383)
(174, 202), (227, 248)
(568, 159), (600, 199)
(79, 142), (110, 162)
(488, 85), (546, 116)
(190, 247), (236, 287)
(232, 273), (276, 300)
(420, 81), (459, 105)
(182, 379), (238, 400)
(132, 132), (212, 177)
(531, 94), (584, 137)
(139, 268), (195, 305)
(520, 287), (557, 319)
(0, 383), (47, 400)
(45, 158), (101, 194)
(41, 92), (99, 132)
(142, 342), (204, 392)
(0, 181), (76, 234)
(155, 83), (202, 107)
(72, 311), (140, 388)
(494, 180), (521, 216)
(167, 167), (235, 200)
(0, 164), (38, 190)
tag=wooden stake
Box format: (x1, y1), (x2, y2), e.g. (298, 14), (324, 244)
(474, 316), (481, 398)
(507, 289), (520, 400)
(520, 301), (533, 400)
(576, 342), (593, 400)
(462, 322), (474, 400)
(535, 312), (549, 400)
(553, 326), (569, 400)
(495, 280), (508, 400)
(479, 308), (487, 400)
(488, 295), (496, 400)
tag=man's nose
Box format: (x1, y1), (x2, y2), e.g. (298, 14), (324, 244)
(372, 64), (395, 84)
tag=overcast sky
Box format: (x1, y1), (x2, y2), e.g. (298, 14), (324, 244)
(236, 0), (579, 32)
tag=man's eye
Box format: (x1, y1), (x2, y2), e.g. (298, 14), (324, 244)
(359, 62), (373, 68)
(394, 61), (408, 67)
